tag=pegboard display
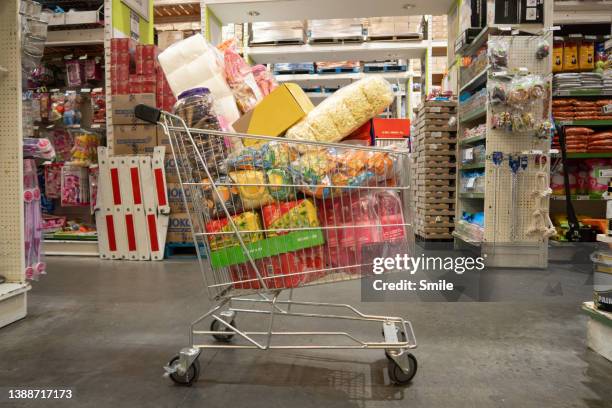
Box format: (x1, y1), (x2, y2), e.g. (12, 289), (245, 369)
(482, 34), (553, 267)
(0, 1), (25, 283)
(484, 34), (552, 243)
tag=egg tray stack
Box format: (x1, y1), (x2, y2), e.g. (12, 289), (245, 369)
(411, 100), (457, 240)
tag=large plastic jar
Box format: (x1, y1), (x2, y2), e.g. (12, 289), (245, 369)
(553, 37), (564, 73)
(563, 35), (580, 72)
(173, 87), (221, 130)
(172, 87), (226, 179)
(579, 35), (596, 71)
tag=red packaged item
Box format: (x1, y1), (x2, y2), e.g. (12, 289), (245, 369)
(316, 190), (407, 274)
(343, 121), (374, 145)
(229, 246), (325, 289)
(371, 118), (410, 139)
(91, 88), (106, 123)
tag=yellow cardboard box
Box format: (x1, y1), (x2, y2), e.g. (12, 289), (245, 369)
(232, 83), (314, 146)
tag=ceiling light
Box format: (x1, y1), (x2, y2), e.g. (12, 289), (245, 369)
(247, 10), (260, 16)
(402, 3), (416, 9)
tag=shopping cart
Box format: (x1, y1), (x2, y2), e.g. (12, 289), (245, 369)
(135, 104), (418, 386)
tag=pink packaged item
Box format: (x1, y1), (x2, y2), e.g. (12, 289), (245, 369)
(587, 159), (612, 199)
(44, 163), (62, 199)
(252, 65), (279, 96)
(218, 39), (263, 113)
(66, 59), (83, 87)
(23, 159), (46, 280)
(61, 165), (90, 206)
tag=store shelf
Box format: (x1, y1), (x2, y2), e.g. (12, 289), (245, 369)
(48, 9), (102, 26)
(0, 283), (30, 328)
(205, 0), (452, 23)
(245, 41), (429, 64)
(154, 0), (201, 24)
(44, 240), (99, 257)
(452, 231), (482, 247)
(459, 135), (486, 146)
(597, 234), (612, 243)
(456, 26), (495, 57)
(552, 152), (612, 159)
(557, 120), (612, 127)
(458, 192), (485, 199)
(550, 195), (602, 201)
(459, 66), (488, 94)
(553, 89), (612, 97)
(431, 39), (448, 57)
(459, 105), (486, 123)
(275, 71), (413, 86)
(460, 163), (485, 170)
(45, 27), (104, 47)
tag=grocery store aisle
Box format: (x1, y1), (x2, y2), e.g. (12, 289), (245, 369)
(1, 257), (611, 408)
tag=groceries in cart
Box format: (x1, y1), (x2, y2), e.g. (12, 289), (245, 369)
(156, 34), (410, 292)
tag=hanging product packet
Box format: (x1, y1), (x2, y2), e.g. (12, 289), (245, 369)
(251, 64), (278, 96)
(218, 38), (263, 113)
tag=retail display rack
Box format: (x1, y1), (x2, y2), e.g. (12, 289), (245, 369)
(454, 32), (554, 268)
(0, 0), (29, 328)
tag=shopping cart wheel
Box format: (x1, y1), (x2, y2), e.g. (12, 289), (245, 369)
(383, 328), (407, 360)
(388, 353), (417, 385)
(210, 318), (236, 342)
(167, 355), (200, 386)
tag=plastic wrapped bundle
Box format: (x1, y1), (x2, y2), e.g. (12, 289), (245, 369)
(286, 75), (394, 143)
(218, 39), (263, 113)
(158, 34), (240, 127)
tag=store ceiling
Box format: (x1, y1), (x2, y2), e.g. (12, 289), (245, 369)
(204, 0), (453, 23)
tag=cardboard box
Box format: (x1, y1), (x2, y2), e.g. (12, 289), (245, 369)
(167, 212), (193, 243)
(232, 83), (314, 145)
(158, 31), (185, 51)
(112, 125), (158, 155)
(167, 182), (192, 213)
(111, 93), (156, 125)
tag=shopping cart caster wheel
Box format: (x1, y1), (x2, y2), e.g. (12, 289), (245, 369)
(388, 353), (417, 385)
(210, 319), (236, 342)
(167, 355), (200, 386)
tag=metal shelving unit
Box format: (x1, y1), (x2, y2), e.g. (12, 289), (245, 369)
(0, 0), (30, 328)
(197, 1), (450, 119)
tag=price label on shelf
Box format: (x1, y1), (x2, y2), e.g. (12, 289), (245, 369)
(464, 148), (474, 161)
(466, 177), (476, 190)
(603, 104), (612, 115)
(430, 107), (442, 113)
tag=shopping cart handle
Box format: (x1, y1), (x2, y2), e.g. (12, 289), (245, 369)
(134, 104), (161, 124)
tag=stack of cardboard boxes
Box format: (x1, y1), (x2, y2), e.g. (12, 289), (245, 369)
(110, 39), (176, 156)
(432, 15), (448, 40)
(411, 99), (457, 240)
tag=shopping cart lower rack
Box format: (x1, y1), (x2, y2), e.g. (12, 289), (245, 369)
(135, 104), (418, 386)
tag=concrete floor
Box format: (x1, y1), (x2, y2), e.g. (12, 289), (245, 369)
(1, 257), (611, 408)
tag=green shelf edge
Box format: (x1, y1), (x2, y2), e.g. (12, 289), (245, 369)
(554, 90), (612, 97)
(557, 120), (612, 127)
(460, 163), (485, 170)
(459, 106), (487, 123)
(459, 192), (485, 199)
(552, 152), (612, 159)
(459, 135), (486, 146)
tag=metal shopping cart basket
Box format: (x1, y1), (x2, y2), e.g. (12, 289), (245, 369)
(135, 104), (417, 386)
